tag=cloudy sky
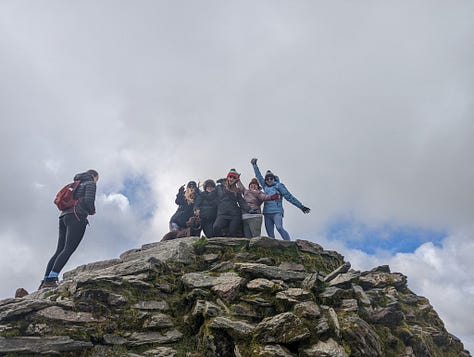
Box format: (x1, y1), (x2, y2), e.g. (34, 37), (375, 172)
(1, 0), (473, 352)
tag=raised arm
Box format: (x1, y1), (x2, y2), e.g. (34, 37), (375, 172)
(251, 158), (265, 187)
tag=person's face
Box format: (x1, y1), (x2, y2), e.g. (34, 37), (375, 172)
(249, 183), (258, 191)
(93, 175), (99, 183)
(265, 176), (274, 184)
(206, 185), (214, 192)
(227, 176), (237, 184)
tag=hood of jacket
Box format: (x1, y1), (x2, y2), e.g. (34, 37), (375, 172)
(74, 172), (95, 182)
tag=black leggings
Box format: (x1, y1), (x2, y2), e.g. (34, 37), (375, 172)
(213, 215), (242, 237)
(45, 214), (87, 276)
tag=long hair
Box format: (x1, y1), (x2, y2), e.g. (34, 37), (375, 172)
(224, 178), (239, 194)
(184, 187), (197, 204)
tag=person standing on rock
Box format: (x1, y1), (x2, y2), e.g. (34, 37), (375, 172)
(169, 181), (200, 232)
(213, 169), (250, 237)
(40, 169), (99, 289)
(194, 179), (218, 238)
(237, 177), (279, 238)
(251, 158), (310, 241)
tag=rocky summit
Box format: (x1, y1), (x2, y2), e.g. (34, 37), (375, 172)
(0, 236), (471, 357)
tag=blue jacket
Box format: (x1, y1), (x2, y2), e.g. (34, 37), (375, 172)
(253, 163), (303, 216)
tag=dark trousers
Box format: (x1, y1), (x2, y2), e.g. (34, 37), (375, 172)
(201, 217), (215, 238)
(45, 214), (87, 276)
(213, 215), (242, 237)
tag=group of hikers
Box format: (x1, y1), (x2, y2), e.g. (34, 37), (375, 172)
(165, 158), (311, 241)
(38, 158), (310, 290)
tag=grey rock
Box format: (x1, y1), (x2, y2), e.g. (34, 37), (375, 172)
(341, 316), (382, 356)
(36, 306), (105, 323)
(276, 288), (311, 303)
(133, 300), (170, 311)
(294, 301), (321, 318)
(328, 270), (361, 288)
(209, 316), (255, 337)
(143, 313), (174, 329)
(247, 278), (277, 291)
(0, 336), (93, 354)
(352, 284), (371, 306)
(341, 299), (358, 312)
(143, 346), (177, 356)
(192, 300), (223, 318)
(255, 312), (310, 344)
(103, 334), (128, 345)
(235, 263), (306, 281)
(324, 262), (351, 282)
(127, 330), (183, 346)
(302, 338), (348, 357)
(254, 344), (295, 356)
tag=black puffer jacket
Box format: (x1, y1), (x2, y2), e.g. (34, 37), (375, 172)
(194, 189), (218, 220)
(215, 184), (249, 218)
(60, 172), (97, 218)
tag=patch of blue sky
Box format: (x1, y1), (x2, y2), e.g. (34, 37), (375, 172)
(119, 175), (156, 219)
(325, 218), (446, 255)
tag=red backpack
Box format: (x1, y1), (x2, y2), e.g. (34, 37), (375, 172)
(54, 180), (81, 211)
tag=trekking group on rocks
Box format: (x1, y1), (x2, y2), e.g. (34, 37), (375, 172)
(164, 158), (311, 242)
(38, 158), (310, 291)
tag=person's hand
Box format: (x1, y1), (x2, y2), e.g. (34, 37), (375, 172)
(179, 185), (185, 193)
(251, 158), (258, 165)
(270, 193), (279, 200)
(248, 208), (259, 214)
(194, 209), (200, 217)
(301, 206), (311, 214)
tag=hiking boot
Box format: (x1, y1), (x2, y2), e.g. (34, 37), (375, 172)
(39, 277), (59, 289)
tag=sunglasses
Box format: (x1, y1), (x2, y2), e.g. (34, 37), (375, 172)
(265, 177), (274, 181)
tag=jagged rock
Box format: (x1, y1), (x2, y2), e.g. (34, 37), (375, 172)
(231, 303), (258, 318)
(143, 313), (174, 329)
(324, 261), (352, 282)
(192, 300), (223, 318)
(359, 268), (407, 290)
(0, 336), (93, 354)
(255, 312), (311, 344)
(235, 263), (306, 281)
(247, 278), (278, 291)
(209, 316), (255, 337)
(302, 338), (348, 357)
(127, 330), (183, 346)
(14, 288), (29, 298)
(328, 270), (361, 288)
(36, 306), (105, 323)
(253, 344), (295, 356)
(352, 284), (371, 306)
(133, 300), (170, 311)
(294, 301), (321, 318)
(276, 288), (312, 303)
(0, 237), (469, 356)
(367, 301), (404, 326)
(341, 316), (383, 356)
(142, 346), (177, 356)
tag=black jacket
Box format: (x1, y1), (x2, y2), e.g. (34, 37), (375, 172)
(194, 190), (218, 220)
(170, 188), (197, 228)
(60, 172), (97, 218)
(215, 184), (249, 218)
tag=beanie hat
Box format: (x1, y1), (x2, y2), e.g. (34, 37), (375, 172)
(248, 178), (261, 190)
(187, 181), (197, 189)
(227, 168), (240, 179)
(203, 179), (216, 189)
(264, 170), (275, 180)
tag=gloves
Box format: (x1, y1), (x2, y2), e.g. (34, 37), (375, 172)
(251, 158), (258, 165)
(216, 178), (226, 185)
(270, 193), (279, 200)
(301, 206), (311, 214)
(179, 185), (185, 193)
(248, 208), (259, 214)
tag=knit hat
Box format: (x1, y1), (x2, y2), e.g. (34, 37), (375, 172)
(248, 178), (261, 190)
(227, 168), (240, 179)
(187, 181), (197, 189)
(203, 179), (216, 189)
(264, 170), (275, 180)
